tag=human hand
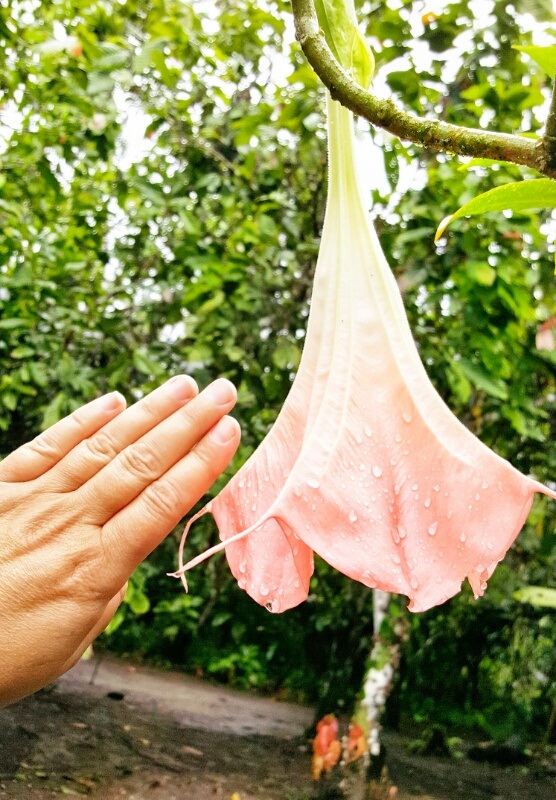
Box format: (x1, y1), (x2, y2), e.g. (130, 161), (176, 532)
(0, 376), (240, 706)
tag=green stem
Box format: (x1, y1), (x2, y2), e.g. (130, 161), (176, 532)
(291, 0), (556, 178)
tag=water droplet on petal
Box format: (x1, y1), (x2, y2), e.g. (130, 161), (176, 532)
(307, 478), (320, 489)
(410, 577), (419, 590)
(394, 433), (402, 443)
(402, 405), (414, 423)
(372, 465), (383, 478)
(390, 457), (398, 466)
(355, 433), (363, 444)
(393, 555), (401, 565)
(238, 478), (245, 488)
(433, 484), (440, 492)
(424, 498), (431, 508)
(359, 463), (366, 471)
(349, 510), (358, 523)
(398, 524), (407, 540)
(251, 503), (257, 512)
(293, 485), (302, 497)
(428, 522), (438, 536)
(260, 585), (270, 597)
(364, 425), (373, 438)
(482, 481), (489, 490)
(411, 483), (418, 492)
(239, 561), (246, 574)
(460, 533), (467, 543)
(475, 493), (480, 502)
(476, 564), (485, 573)
(265, 601), (273, 612)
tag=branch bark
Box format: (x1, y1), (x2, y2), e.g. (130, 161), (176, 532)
(291, 0), (556, 178)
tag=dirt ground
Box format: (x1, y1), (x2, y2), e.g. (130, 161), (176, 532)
(0, 658), (555, 800)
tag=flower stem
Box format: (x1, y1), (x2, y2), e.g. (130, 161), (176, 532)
(291, 0), (556, 177)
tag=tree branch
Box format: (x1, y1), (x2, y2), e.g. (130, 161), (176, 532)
(291, 0), (556, 178)
(544, 82), (556, 173)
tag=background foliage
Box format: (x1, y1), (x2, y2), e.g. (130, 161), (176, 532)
(1, 0), (554, 742)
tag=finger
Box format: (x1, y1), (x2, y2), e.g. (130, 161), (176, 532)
(0, 393), (126, 483)
(103, 416), (241, 577)
(79, 378), (238, 525)
(46, 375), (198, 492)
(60, 584), (128, 674)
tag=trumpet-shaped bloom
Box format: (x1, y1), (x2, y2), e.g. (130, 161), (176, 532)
(173, 95), (555, 613)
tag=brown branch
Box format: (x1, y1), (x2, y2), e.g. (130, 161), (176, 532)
(291, 0), (556, 178)
(543, 82), (556, 173)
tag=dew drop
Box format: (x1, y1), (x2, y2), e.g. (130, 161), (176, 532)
(307, 478), (320, 489)
(393, 555), (401, 565)
(411, 483), (418, 492)
(238, 577), (247, 589)
(433, 484), (440, 493)
(482, 481), (489, 490)
(410, 577), (419, 590)
(265, 601), (273, 612)
(349, 510), (358, 523)
(460, 533), (467, 543)
(476, 564), (485, 573)
(390, 457), (398, 466)
(364, 425), (373, 438)
(251, 503), (257, 512)
(359, 463), (366, 471)
(394, 433), (402, 443)
(424, 498), (431, 508)
(402, 405), (414, 424)
(293, 485), (302, 497)
(394, 484), (401, 495)
(238, 478), (245, 488)
(475, 493), (480, 502)
(355, 433), (363, 444)
(260, 585), (270, 597)
(428, 522), (438, 536)
(239, 561), (246, 574)
(398, 524), (408, 540)
(372, 465), (383, 478)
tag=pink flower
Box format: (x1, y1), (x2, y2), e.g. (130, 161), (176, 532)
(172, 96), (555, 613)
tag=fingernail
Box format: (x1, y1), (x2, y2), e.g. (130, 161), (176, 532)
(101, 391), (126, 412)
(167, 375), (197, 401)
(210, 415), (239, 444)
(205, 378), (237, 406)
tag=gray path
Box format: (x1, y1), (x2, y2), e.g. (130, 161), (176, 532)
(58, 655), (313, 739)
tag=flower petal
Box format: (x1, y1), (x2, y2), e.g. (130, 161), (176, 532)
(176, 95), (555, 613)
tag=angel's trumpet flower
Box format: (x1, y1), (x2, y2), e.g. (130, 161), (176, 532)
(172, 95), (555, 613)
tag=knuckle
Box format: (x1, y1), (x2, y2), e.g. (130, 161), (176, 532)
(191, 441), (218, 474)
(69, 406), (89, 428)
(85, 431), (119, 463)
(121, 441), (160, 479)
(26, 433), (59, 465)
(143, 479), (181, 520)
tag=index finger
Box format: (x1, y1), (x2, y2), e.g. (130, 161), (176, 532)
(0, 392), (126, 483)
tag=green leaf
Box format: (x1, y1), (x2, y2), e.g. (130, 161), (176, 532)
(435, 179), (556, 241)
(513, 586), (556, 609)
(458, 359), (509, 401)
(0, 318), (32, 329)
(313, 0), (374, 88)
(514, 45), (556, 77)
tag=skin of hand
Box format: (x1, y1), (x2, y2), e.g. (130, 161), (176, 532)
(0, 375), (240, 707)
